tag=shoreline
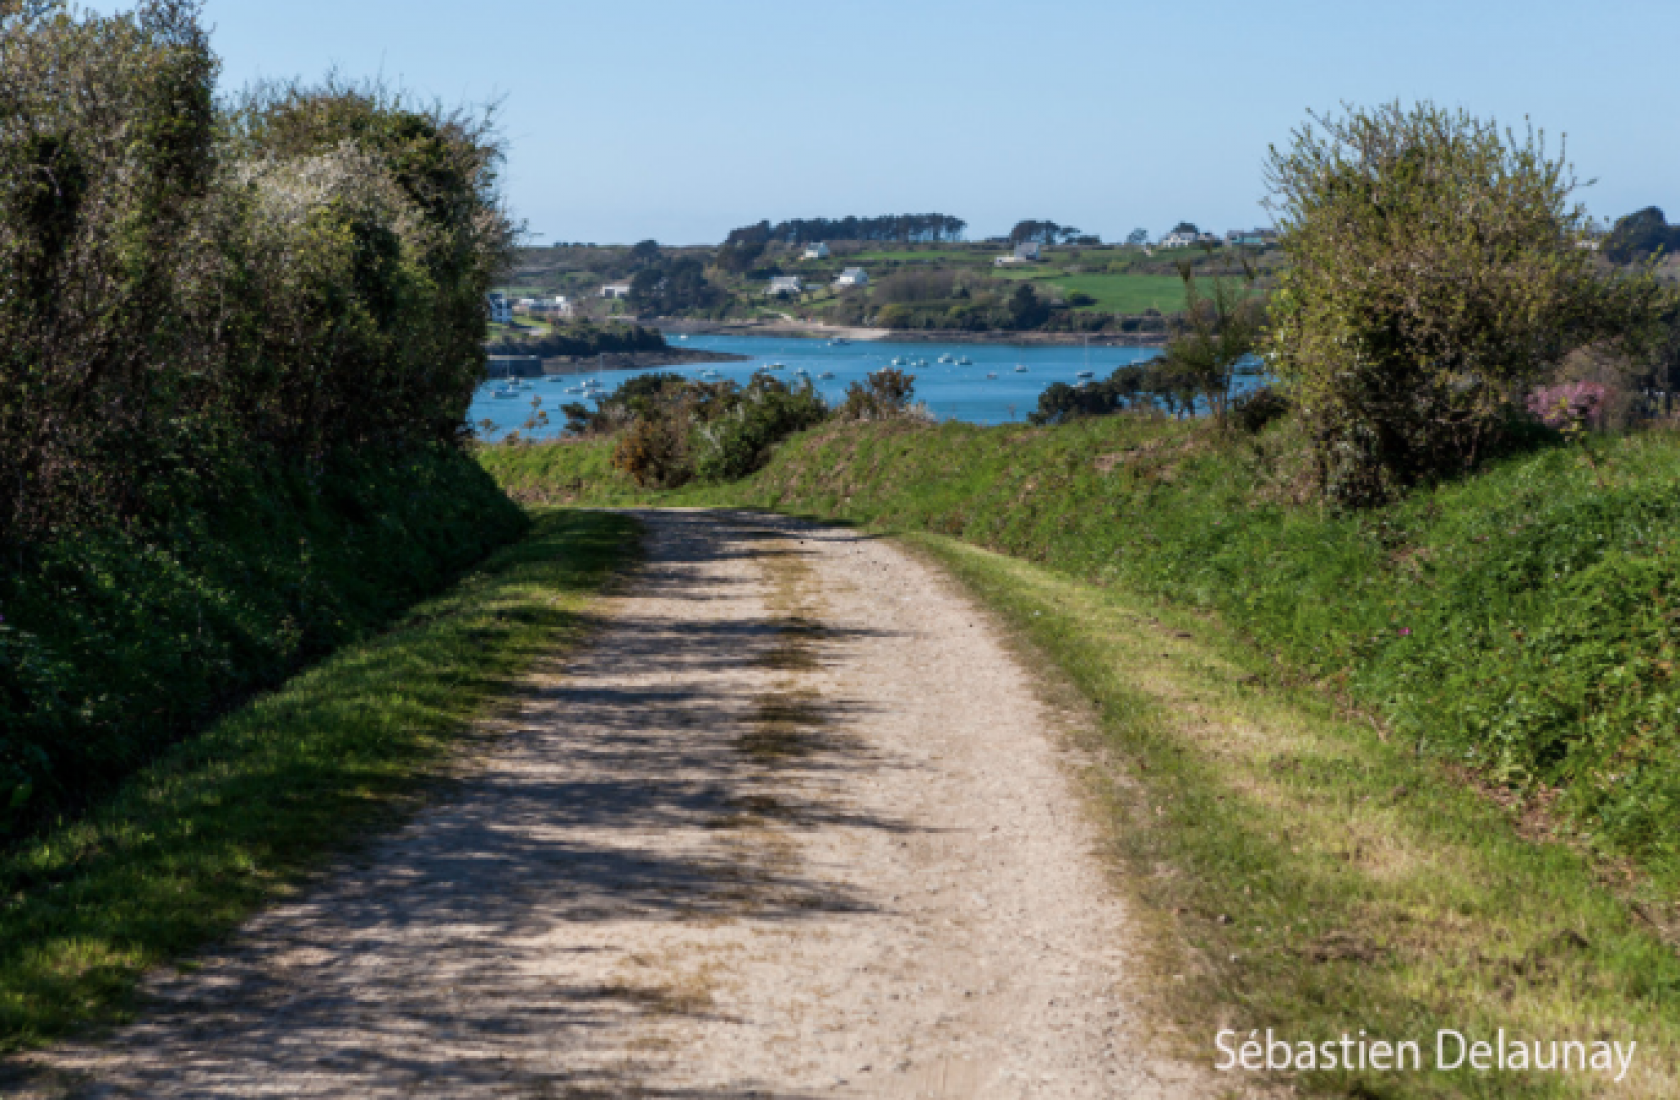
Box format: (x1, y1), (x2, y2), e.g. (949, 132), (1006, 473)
(652, 317), (1167, 348)
(540, 347), (749, 374)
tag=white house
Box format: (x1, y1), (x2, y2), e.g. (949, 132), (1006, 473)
(486, 292), (513, 325)
(803, 242), (830, 260)
(766, 275), (803, 296)
(994, 241), (1043, 266)
(1159, 230), (1198, 249)
(599, 283), (632, 299)
(834, 267), (869, 289)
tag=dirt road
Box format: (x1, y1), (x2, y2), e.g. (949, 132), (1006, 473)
(20, 511), (1205, 1098)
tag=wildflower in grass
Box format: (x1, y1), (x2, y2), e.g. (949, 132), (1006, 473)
(1398, 627), (1412, 636)
(1527, 381), (1607, 431)
(1528, 381), (1609, 487)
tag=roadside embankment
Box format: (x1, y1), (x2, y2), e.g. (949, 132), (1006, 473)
(911, 532), (1680, 1097)
(1, 449), (528, 837)
(478, 417), (1680, 897)
(0, 509), (638, 1054)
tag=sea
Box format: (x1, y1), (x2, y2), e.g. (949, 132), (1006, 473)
(470, 333), (1187, 440)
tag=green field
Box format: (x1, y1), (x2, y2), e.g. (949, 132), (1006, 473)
(989, 269), (1190, 312)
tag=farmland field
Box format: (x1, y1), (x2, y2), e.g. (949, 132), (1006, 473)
(991, 270), (1189, 313)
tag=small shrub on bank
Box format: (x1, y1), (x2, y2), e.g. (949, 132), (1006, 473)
(601, 370), (834, 487)
(836, 367), (918, 421)
(1231, 386), (1292, 434)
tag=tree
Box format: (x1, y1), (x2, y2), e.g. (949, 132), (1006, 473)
(1009, 219), (1080, 246)
(1162, 249), (1265, 425)
(1170, 221), (1200, 235)
(1006, 283), (1050, 328)
(629, 238), (661, 266)
(1126, 228), (1150, 247)
(1603, 207), (1680, 265)
(1263, 100), (1667, 506)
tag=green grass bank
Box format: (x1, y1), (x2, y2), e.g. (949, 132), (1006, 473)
(913, 533), (1679, 1098)
(1, 450), (528, 835)
(480, 418), (1680, 897)
(0, 509), (638, 1052)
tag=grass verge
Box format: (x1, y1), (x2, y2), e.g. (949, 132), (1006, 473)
(0, 508), (638, 1054)
(479, 418), (1680, 895)
(909, 531), (1679, 1098)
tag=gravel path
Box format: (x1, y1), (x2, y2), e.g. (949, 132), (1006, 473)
(16, 510), (1206, 1098)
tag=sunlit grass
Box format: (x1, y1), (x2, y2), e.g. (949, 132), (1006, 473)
(912, 534), (1680, 1097)
(0, 509), (638, 1053)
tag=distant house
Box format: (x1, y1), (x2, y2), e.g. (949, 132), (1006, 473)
(599, 283), (632, 299)
(766, 275), (804, 296)
(994, 241), (1042, 266)
(486, 292), (513, 325)
(526, 295), (573, 316)
(834, 267), (869, 289)
(1159, 230), (1199, 249)
(803, 242), (830, 260)
(1225, 228), (1278, 247)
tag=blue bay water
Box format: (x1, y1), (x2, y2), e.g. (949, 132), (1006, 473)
(470, 334), (1180, 439)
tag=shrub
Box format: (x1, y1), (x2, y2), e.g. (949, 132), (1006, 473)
(694, 379), (828, 482)
(1231, 386), (1293, 434)
(612, 411), (692, 488)
(1263, 101), (1668, 506)
(836, 367), (918, 421)
(1527, 381), (1608, 431)
(602, 370), (829, 486)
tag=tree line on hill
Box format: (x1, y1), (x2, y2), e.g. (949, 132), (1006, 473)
(1008, 220), (1100, 246)
(726, 213), (968, 247)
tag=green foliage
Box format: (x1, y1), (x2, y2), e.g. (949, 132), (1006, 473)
(693, 381), (828, 482)
(1027, 360), (1198, 425)
(1230, 385), (1292, 433)
(1264, 101), (1667, 506)
(0, 509), (633, 1051)
(1160, 249), (1264, 424)
(0, 5), (520, 828)
(835, 367), (918, 422)
(485, 322), (666, 359)
(1602, 206), (1680, 265)
(588, 371), (831, 488)
(0, 448), (527, 834)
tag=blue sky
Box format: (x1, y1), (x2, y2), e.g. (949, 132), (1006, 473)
(88, 0), (1680, 244)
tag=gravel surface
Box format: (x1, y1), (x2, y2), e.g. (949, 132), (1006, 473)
(14, 510), (1209, 1098)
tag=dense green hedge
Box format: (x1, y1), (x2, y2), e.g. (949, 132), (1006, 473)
(0, 448), (526, 832)
(0, 6), (523, 831)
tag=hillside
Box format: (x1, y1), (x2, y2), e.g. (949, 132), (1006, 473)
(495, 239), (1276, 336)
